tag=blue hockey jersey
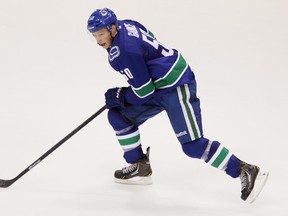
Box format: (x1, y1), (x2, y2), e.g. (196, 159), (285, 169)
(107, 19), (195, 105)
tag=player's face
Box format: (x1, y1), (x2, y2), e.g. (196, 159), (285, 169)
(92, 28), (113, 49)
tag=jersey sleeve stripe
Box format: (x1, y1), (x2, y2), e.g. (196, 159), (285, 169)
(131, 79), (155, 98)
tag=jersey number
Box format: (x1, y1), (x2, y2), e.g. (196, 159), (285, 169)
(140, 29), (174, 57)
(120, 68), (134, 80)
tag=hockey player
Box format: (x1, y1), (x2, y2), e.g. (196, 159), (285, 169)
(87, 8), (269, 203)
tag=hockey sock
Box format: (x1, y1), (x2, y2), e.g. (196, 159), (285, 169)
(124, 145), (145, 163)
(116, 126), (144, 163)
(202, 140), (241, 178)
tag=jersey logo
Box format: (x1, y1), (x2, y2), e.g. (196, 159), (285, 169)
(109, 46), (120, 62)
(100, 9), (108, 16)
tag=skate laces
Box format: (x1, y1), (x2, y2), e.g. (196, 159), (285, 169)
(240, 171), (248, 191)
(122, 163), (138, 174)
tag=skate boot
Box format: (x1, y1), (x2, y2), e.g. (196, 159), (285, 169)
(240, 161), (269, 203)
(114, 147), (152, 185)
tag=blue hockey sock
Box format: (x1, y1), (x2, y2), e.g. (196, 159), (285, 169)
(203, 140), (241, 178)
(124, 145), (145, 163)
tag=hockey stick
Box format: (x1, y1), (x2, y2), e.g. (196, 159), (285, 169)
(0, 105), (106, 188)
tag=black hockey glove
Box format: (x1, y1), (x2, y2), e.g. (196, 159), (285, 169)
(105, 87), (127, 109)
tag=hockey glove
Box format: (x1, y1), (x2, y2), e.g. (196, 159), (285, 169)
(105, 87), (126, 109)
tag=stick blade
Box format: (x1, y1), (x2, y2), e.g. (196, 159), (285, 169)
(0, 179), (15, 188)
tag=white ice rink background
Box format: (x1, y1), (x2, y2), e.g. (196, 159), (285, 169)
(0, 0), (287, 215)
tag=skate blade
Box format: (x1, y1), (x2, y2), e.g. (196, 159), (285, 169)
(114, 176), (153, 185)
(246, 170), (269, 204)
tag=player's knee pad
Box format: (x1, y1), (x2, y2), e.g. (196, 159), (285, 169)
(107, 109), (133, 132)
(181, 137), (209, 159)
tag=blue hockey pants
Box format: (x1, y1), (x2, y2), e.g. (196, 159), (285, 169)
(107, 82), (240, 178)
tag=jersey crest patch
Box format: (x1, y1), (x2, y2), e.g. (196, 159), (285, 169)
(109, 46), (120, 62)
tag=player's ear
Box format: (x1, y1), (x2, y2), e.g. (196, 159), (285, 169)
(111, 24), (118, 37)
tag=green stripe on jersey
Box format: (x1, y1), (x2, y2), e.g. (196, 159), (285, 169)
(132, 54), (188, 98)
(155, 54), (187, 89)
(132, 79), (155, 98)
(148, 30), (155, 38)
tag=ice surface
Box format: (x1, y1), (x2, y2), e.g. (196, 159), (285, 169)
(0, 0), (287, 215)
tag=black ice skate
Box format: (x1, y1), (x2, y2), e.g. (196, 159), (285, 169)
(240, 162), (269, 203)
(114, 147), (152, 185)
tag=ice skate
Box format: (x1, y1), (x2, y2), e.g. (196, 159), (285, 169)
(114, 147), (153, 185)
(240, 162), (269, 203)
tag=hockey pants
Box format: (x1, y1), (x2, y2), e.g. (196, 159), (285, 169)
(107, 82), (241, 178)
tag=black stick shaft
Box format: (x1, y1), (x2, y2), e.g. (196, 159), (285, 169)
(0, 105), (106, 188)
